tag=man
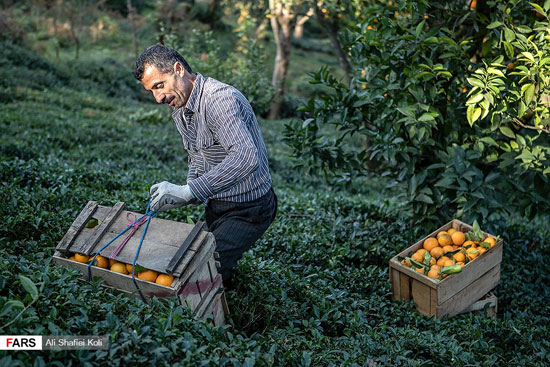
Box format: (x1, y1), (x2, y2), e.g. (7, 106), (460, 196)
(133, 44), (277, 287)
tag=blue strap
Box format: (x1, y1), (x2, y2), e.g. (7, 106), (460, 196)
(87, 201), (157, 303)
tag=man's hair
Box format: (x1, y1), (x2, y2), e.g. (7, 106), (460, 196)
(133, 44), (193, 80)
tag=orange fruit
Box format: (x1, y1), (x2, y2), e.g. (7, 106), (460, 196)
(423, 237), (439, 251)
(430, 258), (436, 265)
(416, 267), (425, 274)
(138, 270), (158, 282)
(438, 234), (452, 247)
(75, 253), (90, 263)
(442, 245), (454, 254)
(109, 259), (118, 267)
(479, 247), (487, 255)
(95, 255), (109, 268)
(411, 252), (424, 263)
(451, 231), (465, 246)
(430, 246), (444, 259)
(443, 259), (455, 267)
(457, 262), (465, 267)
(428, 268), (440, 279)
(447, 228), (457, 235)
(126, 264), (134, 273)
(437, 231), (449, 238)
(110, 262), (128, 274)
(156, 274), (174, 287)
(431, 265), (441, 271)
(470, 0), (477, 10)
(466, 247), (479, 260)
(453, 251), (466, 262)
(437, 256), (451, 266)
(507, 62), (515, 70)
(68, 255), (76, 261)
(462, 240), (475, 248)
(484, 237), (496, 247)
(416, 249), (427, 257)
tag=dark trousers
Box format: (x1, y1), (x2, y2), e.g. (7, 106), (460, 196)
(205, 188), (277, 284)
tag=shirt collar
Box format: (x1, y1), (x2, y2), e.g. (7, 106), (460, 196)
(184, 72), (204, 114)
(171, 72), (204, 118)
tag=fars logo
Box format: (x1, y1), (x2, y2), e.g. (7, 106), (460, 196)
(0, 336), (42, 350)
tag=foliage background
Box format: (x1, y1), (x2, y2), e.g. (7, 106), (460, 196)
(1, 0), (550, 365)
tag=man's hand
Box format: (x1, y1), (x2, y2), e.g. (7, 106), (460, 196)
(149, 181), (195, 212)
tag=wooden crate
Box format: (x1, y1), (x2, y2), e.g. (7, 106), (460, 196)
(52, 201), (227, 326)
(389, 219), (503, 319)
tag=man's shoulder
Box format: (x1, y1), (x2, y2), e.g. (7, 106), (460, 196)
(202, 75), (235, 97)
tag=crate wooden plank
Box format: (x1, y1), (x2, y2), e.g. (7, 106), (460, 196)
(438, 240), (503, 304)
(195, 274), (223, 317)
(52, 253), (176, 298)
(430, 288), (438, 316)
(56, 201), (98, 252)
(85, 210), (213, 277)
(437, 264), (500, 319)
(178, 253), (215, 311)
(200, 292), (226, 326)
(399, 272), (411, 301)
(167, 221), (204, 274)
(76, 202), (125, 256)
(390, 267), (400, 300)
(411, 279), (432, 315)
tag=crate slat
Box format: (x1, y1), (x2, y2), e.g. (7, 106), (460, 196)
(77, 202), (125, 256)
(56, 201), (98, 252)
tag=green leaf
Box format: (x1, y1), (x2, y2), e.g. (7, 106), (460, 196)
(480, 136), (498, 146)
(418, 113), (436, 122)
(500, 126), (516, 138)
(186, 215), (195, 225)
(504, 27), (516, 42)
(487, 68), (505, 77)
(472, 108), (482, 124)
(503, 41), (514, 59)
(467, 93), (484, 105)
(467, 105), (474, 126)
(521, 52), (536, 62)
(416, 20), (426, 37)
(415, 194), (434, 204)
(524, 83), (535, 104)
(19, 275), (38, 301)
(531, 2), (546, 15)
(487, 21), (503, 29)
(467, 77), (485, 88)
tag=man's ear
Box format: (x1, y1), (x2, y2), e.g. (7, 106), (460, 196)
(174, 62), (184, 77)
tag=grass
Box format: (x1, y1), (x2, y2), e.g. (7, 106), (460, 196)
(1, 38), (550, 367)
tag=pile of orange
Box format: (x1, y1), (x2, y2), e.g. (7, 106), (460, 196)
(67, 253), (175, 286)
(400, 227), (497, 280)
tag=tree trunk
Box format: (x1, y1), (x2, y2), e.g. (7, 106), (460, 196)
(268, 14), (292, 120)
(127, 0), (139, 58)
(293, 13), (311, 39)
(325, 25), (351, 82)
(313, 7), (351, 82)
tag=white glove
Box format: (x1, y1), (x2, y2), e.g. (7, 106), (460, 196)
(149, 181), (195, 212)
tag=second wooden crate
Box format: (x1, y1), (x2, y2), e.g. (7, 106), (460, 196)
(389, 219), (503, 319)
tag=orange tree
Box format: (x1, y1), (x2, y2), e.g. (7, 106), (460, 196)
(285, 0), (550, 225)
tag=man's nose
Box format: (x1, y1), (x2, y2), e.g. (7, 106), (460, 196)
(152, 90), (164, 104)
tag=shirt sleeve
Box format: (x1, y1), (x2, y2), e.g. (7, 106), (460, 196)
(186, 153), (197, 182)
(187, 86), (259, 202)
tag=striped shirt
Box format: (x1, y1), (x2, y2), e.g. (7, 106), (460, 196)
(171, 73), (272, 204)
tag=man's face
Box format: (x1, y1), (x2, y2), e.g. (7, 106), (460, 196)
(140, 63), (195, 109)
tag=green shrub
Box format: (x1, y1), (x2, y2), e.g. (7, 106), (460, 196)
(285, 0), (550, 226)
